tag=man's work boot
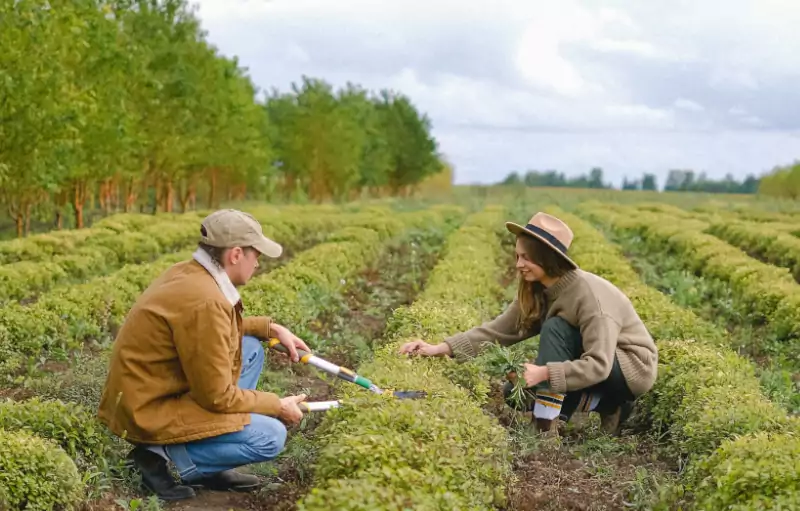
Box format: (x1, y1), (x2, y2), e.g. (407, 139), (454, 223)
(183, 469), (262, 492)
(600, 401), (634, 436)
(127, 447), (196, 501)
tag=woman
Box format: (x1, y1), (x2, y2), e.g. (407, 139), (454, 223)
(399, 212), (658, 436)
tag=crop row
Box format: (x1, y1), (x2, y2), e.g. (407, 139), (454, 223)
(0, 203), (394, 304)
(0, 212), (206, 265)
(242, 205), (464, 335)
(0, 205), (462, 511)
(0, 206), (404, 382)
(580, 202), (800, 345)
(704, 220), (800, 282)
(0, 201), (394, 266)
(0, 213), (211, 304)
(297, 206), (512, 511)
(558, 206), (800, 510)
(691, 203), (800, 225)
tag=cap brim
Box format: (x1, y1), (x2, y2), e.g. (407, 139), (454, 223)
(253, 236), (283, 258)
(505, 222), (579, 269)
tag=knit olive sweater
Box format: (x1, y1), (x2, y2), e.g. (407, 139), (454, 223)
(444, 269), (658, 397)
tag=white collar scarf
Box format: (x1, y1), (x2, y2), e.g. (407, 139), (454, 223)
(192, 248), (241, 307)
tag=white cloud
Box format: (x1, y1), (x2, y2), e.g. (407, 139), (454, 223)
(674, 99), (704, 112)
(190, 0), (800, 184)
(589, 38), (659, 58)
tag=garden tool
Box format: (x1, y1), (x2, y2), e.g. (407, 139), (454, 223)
(298, 392), (430, 413)
(266, 338), (427, 410)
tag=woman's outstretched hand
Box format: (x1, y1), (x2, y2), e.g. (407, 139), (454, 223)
(398, 339), (452, 357)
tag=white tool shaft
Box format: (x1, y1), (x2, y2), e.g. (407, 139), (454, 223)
(307, 355), (341, 376)
(302, 400), (340, 412)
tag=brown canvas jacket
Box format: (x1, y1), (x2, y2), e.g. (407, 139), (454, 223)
(97, 253), (280, 445)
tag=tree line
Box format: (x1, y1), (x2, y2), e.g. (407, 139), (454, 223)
(500, 168), (612, 189)
(0, 0), (444, 236)
(499, 168), (761, 194)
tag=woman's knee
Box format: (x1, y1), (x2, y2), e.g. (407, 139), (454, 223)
(538, 317), (581, 362)
(246, 414), (287, 461)
(540, 316), (574, 339)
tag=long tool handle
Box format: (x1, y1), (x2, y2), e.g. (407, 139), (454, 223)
(267, 338), (382, 394)
(299, 400), (340, 413)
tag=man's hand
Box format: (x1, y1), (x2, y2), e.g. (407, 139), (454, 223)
(398, 339), (451, 357)
(278, 394), (307, 425)
(271, 323), (311, 363)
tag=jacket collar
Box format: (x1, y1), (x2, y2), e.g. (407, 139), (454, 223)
(192, 248), (241, 307)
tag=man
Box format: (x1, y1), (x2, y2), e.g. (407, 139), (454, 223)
(98, 209), (309, 501)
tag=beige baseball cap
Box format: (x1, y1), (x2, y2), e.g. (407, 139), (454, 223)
(199, 209), (283, 258)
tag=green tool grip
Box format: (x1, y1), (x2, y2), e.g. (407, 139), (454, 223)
(354, 375), (373, 390)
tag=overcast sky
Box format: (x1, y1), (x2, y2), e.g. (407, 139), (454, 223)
(192, 0), (800, 187)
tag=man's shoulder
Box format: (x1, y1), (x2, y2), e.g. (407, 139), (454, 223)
(139, 259), (231, 310)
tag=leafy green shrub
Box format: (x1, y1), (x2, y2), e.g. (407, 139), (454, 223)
(685, 431), (800, 510)
(0, 207), (401, 380)
(297, 206), (512, 510)
(298, 477), (444, 511)
(592, 203), (800, 343)
(0, 211), (175, 265)
(708, 220), (800, 280)
(243, 209), (462, 333)
(0, 398), (114, 472)
(642, 340), (790, 456)
(0, 428), (83, 511)
(562, 205), (800, 509)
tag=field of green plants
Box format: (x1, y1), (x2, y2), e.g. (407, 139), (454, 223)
(0, 187), (798, 511)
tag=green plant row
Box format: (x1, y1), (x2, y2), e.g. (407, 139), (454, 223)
(0, 207), (452, 510)
(0, 212), (205, 265)
(0, 427), (83, 511)
(0, 207), (397, 382)
(583, 202), (800, 344)
(705, 219), (800, 282)
(296, 206), (512, 511)
(557, 205), (800, 510)
(242, 205), (465, 336)
(0, 399), (118, 511)
(691, 203), (800, 225)
(0, 213), (210, 304)
(0, 398), (114, 474)
(0, 203), (378, 304)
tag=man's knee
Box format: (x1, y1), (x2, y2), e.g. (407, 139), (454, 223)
(245, 414), (287, 461)
(242, 335), (265, 366)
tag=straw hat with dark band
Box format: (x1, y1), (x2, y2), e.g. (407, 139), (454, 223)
(505, 212), (579, 269)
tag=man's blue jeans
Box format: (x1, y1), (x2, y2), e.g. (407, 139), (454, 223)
(165, 335), (287, 481)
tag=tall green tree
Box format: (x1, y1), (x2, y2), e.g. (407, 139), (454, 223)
(0, 1), (443, 235)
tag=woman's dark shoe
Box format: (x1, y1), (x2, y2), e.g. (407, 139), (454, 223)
(182, 469), (261, 492)
(127, 447), (196, 501)
(600, 401), (634, 436)
(534, 417), (560, 438)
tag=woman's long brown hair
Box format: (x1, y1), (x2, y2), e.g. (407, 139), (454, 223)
(516, 233), (575, 331)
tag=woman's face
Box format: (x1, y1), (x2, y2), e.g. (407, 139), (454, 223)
(515, 238), (546, 282)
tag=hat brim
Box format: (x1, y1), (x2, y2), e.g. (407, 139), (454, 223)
(505, 222), (579, 269)
(253, 236), (283, 258)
